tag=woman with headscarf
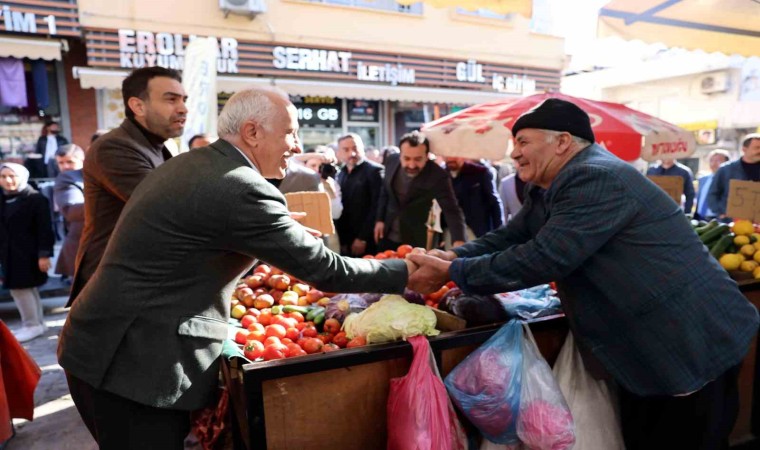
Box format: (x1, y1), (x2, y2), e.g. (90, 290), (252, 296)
(0, 163), (55, 342)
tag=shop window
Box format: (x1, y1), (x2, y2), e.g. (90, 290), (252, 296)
(455, 8), (514, 20)
(306, 0), (423, 15)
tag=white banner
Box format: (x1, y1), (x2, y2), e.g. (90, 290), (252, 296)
(180, 37), (218, 152)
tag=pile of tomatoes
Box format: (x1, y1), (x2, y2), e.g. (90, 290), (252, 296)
(362, 244), (414, 260)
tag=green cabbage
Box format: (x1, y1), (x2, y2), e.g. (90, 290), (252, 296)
(343, 295), (439, 344)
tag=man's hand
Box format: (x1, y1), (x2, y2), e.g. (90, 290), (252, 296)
(38, 257), (51, 273)
(406, 253), (452, 294)
(452, 240), (465, 248)
(351, 239), (367, 256)
(374, 222), (385, 243)
(404, 257), (418, 278)
(427, 249), (457, 261)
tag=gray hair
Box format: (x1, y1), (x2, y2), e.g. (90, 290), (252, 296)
(217, 87), (290, 138)
(542, 129), (591, 148)
(55, 144), (85, 159)
(337, 132), (365, 151)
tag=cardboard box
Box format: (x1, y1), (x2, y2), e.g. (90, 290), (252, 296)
(647, 175), (684, 204)
(284, 191), (336, 236)
(726, 179), (760, 222)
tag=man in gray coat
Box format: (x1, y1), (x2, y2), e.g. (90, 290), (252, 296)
(58, 87), (413, 449)
(68, 66), (187, 307)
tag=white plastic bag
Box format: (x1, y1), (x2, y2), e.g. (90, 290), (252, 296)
(517, 324), (575, 450)
(552, 332), (625, 450)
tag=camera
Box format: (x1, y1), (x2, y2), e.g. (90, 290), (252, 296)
(319, 163), (338, 180)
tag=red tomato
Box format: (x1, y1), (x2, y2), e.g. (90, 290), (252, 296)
(248, 322), (265, 333)
(246, 330), (266, 343)
(234, 329), (248, 345)
(383, 250), (396, 258)
(270, 315), (289, 327)
(362, 255), (374, 259)
(302, 326), (318, 338)
(374, 253), (388, 260)
(323, 318), (341, 334)
(303, 338), (324, 354)
(295, 322), (307, 331)
(243, 340), (264, 360)
(296, 337), (309, 348)
(445, 281), (457, 289)
(290, 348), (308, 357)
(262, 345), (285, 361)
(316, 333), (333, 344)
(285, 343), (303, 357)
(246, 307), (261, 317)
(284, 312), (304, 323)
(322, 343), (340, 352)
(240, 315), (257, 329)
(264, 336), (281, 347)
(285, 327), (300, 341)
(258, 312), (272, 326)
(265, 324), (287, 340)
(280, 337), (293, 345)
(396, 244), (413, 258)
(346, 336), (367, 348)
(332, 331), (349, 348)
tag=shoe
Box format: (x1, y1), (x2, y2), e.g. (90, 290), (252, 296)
(13, 324), (46, 343)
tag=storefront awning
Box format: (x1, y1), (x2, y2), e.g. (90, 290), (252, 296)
(0, 36), (63, 61)
(73, 67), (516, 105)
(598, 0), (760, 56)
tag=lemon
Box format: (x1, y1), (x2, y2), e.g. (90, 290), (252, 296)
(754, 251), (760, 264)
(754, 266), (760, 279)
(741, 244), (756, 257)
(720, 253), (743, 271)
(753, 242), (760, 252)
(735, 235), (751, 246)
(741, 260), (759, 272)
(732, 220), (754, 236)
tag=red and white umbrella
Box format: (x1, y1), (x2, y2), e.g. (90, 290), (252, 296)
(421, 92), (696, 162)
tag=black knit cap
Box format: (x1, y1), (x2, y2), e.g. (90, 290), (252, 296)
(511, 98), (595, 143)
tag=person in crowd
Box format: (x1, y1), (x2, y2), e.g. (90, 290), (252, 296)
(34, 119), (69, 178)
(58, 87), (414, 449)
(499, 161), (526, 223)
(708, 133), (760, 220)
(375, 131), (466, 250)
(443, 156), (503, 237)
(89, 129), (109, 148)
(0, 163), (55, 343)
(188, 134), (212, 149)
(406, 98), (759, 450)
(274, 158), (322, 193)
(646, 157), (695, 214)
(380, 145), (400, 166)
(68, 67), (186, 308)
(695, 149), (730, 220)
(53, 144), (86, 284)
(335, 133), (384, 256)
(297, 146), (343, 220)
(365, 146), (383, 164)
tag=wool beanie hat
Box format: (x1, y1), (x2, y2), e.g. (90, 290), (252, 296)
(511, 98), (595, 143)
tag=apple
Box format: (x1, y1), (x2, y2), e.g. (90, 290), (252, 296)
(267, 274), (291, 291)
(253, 294), (275, 309)
(239, 288), (256, 307)
(305, 289), (324, 304)
(279, 291), (299, 306)
(245, 274), (265, 289)
(231, 299), (240, 309)
(254, 264), (272, 275)
(231, 304), (246, 319)
(291, 283), (310, 296)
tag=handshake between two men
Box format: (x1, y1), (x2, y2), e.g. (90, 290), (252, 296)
(402, 248), (457, 295)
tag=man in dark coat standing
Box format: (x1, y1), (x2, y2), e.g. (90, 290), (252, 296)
(444, 157), (503, 238)
(335, 133), (384, 256)
(68, 66), (186, 307)
(34, 119), (69, 179)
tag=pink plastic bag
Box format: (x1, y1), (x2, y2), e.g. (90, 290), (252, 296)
(387, 335), (464, 450)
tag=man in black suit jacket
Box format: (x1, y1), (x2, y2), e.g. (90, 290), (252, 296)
(375, 131), (466, 250)
(335, 133), (384, 256)
(444, 157), (504, 237)
(35, 119), (69, 178)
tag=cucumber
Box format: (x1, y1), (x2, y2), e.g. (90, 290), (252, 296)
(695, 220), (718, 236)
(282, 305), (310, 314)
(313, 312), (325, 325)
(710, 234), (734, 259)
(700, 224), (730, 244)
(271, 305), (283, 315)
(306, 306), (325, 321)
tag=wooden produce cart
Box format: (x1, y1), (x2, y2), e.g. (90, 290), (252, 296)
(224, 315), (568, 450)
(731, 279), (760, 449)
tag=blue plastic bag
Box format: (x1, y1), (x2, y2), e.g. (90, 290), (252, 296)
(444, 319), (523, 444)
(496, 285), (561, 320)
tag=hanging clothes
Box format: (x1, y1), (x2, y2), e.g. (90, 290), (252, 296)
(0, 57), (28, 108)
(31, 60), (49, 110)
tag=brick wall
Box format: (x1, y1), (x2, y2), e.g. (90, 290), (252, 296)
(63, 40), (98, 148)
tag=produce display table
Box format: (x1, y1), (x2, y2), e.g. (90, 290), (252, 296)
(224, 315), (568, 450)
(732, 279), (760, 448)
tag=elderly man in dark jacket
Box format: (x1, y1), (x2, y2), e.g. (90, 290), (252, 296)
(408, 98), (759, 450)
(444, 157), (503, 237)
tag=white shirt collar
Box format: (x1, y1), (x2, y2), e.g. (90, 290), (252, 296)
(231, 144), (260, 174)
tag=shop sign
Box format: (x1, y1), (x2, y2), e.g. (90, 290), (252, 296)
(348, 100), (379, 122)
(273, 46), (351, 73)
(356, 62), (415, 86)
(456, 60), (485, 83)
(292, 97), (342, 127)
(492, 74), (536, 95)
(1, 4), (57, 35)
(117, 29), (239, 74)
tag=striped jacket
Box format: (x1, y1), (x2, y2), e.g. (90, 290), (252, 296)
(450, 144), (759, 396)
